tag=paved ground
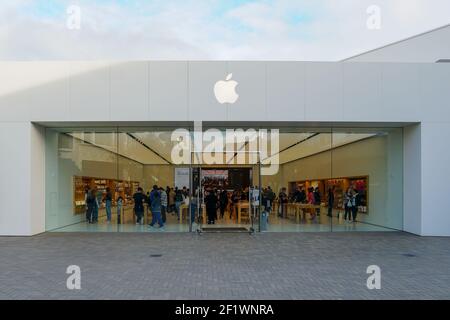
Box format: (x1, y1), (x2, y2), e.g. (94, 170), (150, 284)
(0, 232), (449, 299)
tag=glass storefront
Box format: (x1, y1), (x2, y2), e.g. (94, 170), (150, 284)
(45, 125), (403, 233)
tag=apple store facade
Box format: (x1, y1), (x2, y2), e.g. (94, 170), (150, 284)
(0, 61), (449, 236)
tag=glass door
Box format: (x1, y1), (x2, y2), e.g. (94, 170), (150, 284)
(189, 150), (261, 233)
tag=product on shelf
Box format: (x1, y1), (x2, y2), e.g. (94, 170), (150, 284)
(73, 176), (140, 215)
(289, 175), (369, 214)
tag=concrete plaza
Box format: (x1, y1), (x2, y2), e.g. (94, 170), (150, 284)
(0, 232), (449, 299)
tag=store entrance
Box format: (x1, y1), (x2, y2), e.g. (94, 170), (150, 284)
(190, 154), (262, 233)
(44, 125), (404, 233)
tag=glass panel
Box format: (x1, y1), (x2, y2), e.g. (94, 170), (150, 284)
(260, 127), (332, 232)
(118, 126), (191, 232)
(45, 127), (118, 231)
(189, 124), (262, 233)
(44, 124), (402, 234)
(330, 127), (403, 232)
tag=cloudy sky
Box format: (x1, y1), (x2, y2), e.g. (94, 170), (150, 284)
(0, 0), (449, 60)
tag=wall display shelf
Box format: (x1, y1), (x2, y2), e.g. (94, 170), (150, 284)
(289, 175), (369, 214)
(73, 176), (139, 215)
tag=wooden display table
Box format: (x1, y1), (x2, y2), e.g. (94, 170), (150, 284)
(287, 203), (325, 223)
(235, 201), (249, 224)
(179, 203), (206, 224)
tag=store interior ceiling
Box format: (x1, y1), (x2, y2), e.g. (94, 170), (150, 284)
(66, 130), (381, 166)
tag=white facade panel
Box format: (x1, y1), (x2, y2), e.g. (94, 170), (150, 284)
(305, 62), (344, 121)
(30, 123), (46, 235)
(227, 61), (266, 121)
(420, 122), (450, 236)
(149, 61), (188, 121)
(381, 63), (421, 122)
(343, 63), (381, 121)
(0, 122), (31, 235)
(0, 62), (31, 121)
(403, 124), (422, 235)
(68, 62), (110, 121)
(27, 62), (69, 121)
(188, 61), (228, 121)
(344, 25), (450, 63)
(419, 63), (450, 122)
(266, 62), (306, 121)
(110, 62), (149, 121)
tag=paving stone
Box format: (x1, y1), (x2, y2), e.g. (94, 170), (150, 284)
(0, 232), (449, 299)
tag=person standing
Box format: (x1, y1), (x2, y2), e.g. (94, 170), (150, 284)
(86, 188), (96, 223)
(278, 187), (288, 218)
(250, 186), (260, 222)
(265, 186), (276, 214)
(307, 187), (316, 219)
(92, 188), (100, 223)
(231, 190), (239, 220)
(149, 188), (164, 228)
(133, 187), (146, 225)
(165, 186), (171, 213)
(313, 187), (321, 217)
(351, 189), (359, 223)
(327, 186), (335, 217)
(159, 187), (168, 224)
(219, 189), (228, 219)
(299, 187), (307, 203)
(190, 189), (199, 225)
(149, 185), (159, 204)
(104, 187), (112, 223)
(174, 188), (185, 221)
(84, 187), (89, 221)
(116, 196), (123, 224)
(292, 186), (302, 203)
(344, 187), (353, 222)
(205, 189), (218, 224)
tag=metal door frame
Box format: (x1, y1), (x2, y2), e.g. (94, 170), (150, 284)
(189, 150), (261, 233)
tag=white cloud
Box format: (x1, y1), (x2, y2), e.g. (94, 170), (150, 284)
(0, 0), (449, 60)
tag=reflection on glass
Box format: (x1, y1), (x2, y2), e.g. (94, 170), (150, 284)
(261, 128), (332, 232)
(331, 128), (403, 231)
(44, 126), (403, 233)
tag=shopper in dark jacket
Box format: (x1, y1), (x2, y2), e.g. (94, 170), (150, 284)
(86, 188), (96, 223)
(205, 189), (218, 224)
(264, 186), (276, 213)
(278, 188), (288, 218)
(351, 190), (360, 222)
(149, 187), (164, 228)
(133, 187), (146, 225)
(104, 187), (112, 223)
(313, 187), (321, 217)
(219, 189), (228, 219)
(327, 186), (335, 217)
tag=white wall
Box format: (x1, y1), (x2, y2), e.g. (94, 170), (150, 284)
(403, 124), (422, 235)
(420, 123), (450, 236)
(0, 61), (446, 123)
(30, 123), (46, 235)
(0, 122), (30, 235)
(344, 24), (450, 63)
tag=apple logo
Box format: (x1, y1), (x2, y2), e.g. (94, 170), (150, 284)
(214, 73), (239, 104)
